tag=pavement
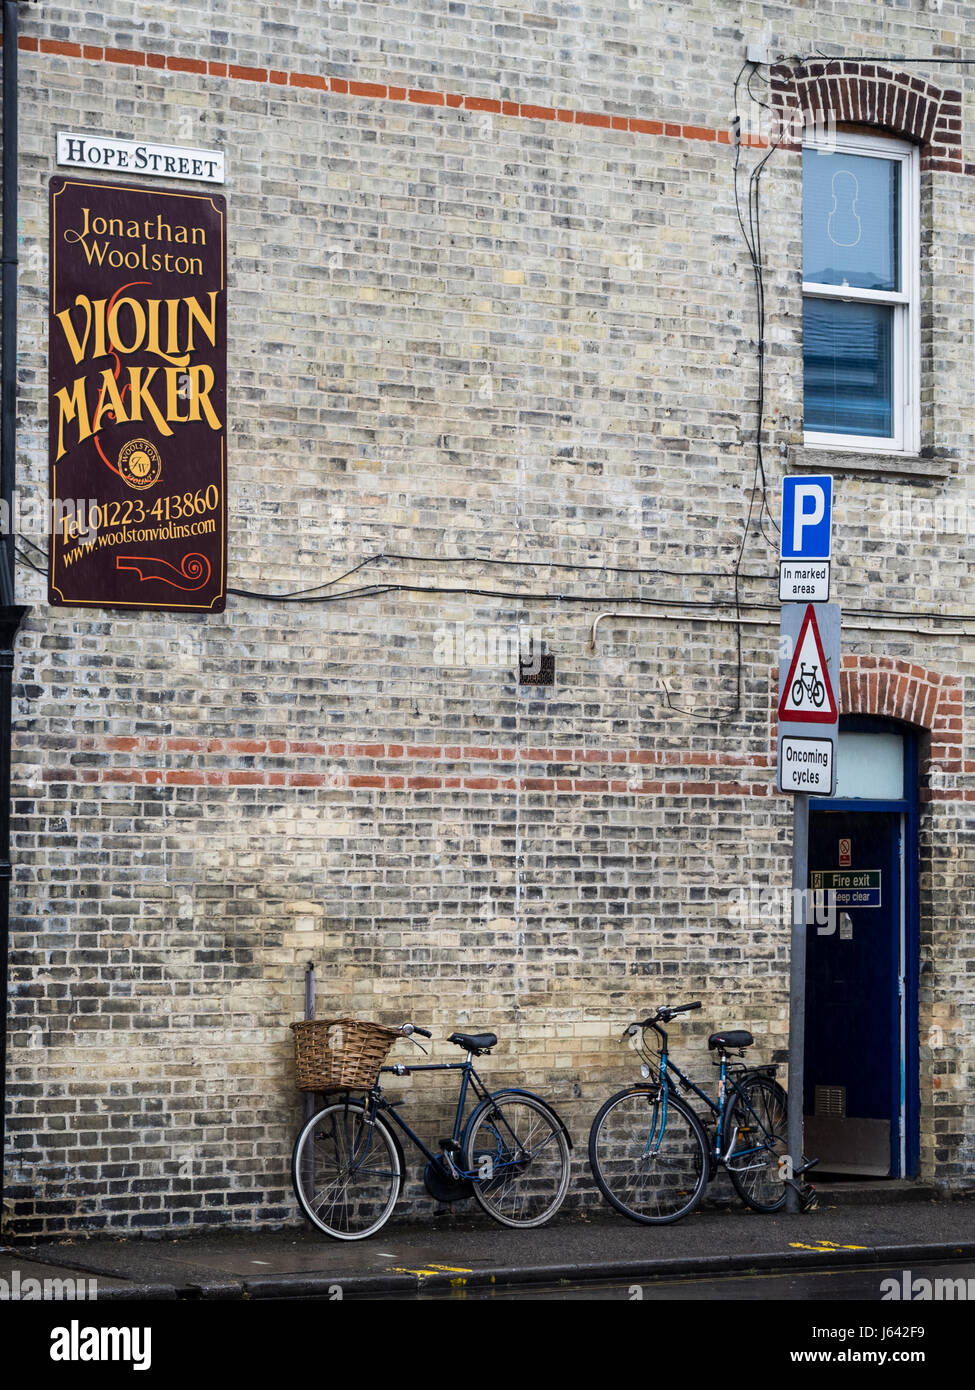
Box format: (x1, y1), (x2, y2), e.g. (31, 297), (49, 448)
(3, 1181), (975, 1300)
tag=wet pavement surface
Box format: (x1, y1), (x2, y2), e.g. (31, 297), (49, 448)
(4, 1187), (975, 1300)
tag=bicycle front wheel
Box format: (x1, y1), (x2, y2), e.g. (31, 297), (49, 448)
(463, 1093), (571, 1229)
(292, 1098), (402, 1240)
(588, 1087), (709, 1225)
(725, 1075), (789, 1213)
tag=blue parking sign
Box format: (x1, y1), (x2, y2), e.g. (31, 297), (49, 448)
(781, 476), (833, 561)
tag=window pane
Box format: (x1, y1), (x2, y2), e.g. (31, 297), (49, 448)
(803, 150), (900, 291)
(803, 299), (893, 437)
(835, 732), (904, 799)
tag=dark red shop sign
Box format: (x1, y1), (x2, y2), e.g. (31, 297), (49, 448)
(49, 176), (226, 612)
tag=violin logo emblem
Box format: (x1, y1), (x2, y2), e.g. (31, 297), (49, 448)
(117, 438), (162, 491)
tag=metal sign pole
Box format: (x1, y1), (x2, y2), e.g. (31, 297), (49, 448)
(786, 791), (809, 1213)
(778, 479), (835, 1217)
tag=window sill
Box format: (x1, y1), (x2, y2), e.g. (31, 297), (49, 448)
(790, 444), (957, 482)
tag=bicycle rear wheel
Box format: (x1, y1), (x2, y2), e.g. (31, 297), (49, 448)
(724, 1075), (789, 1213)
(463, 1092), (571, 1229)
(588, 1087), (709, 1224)
(292, 1097), (402, 1240)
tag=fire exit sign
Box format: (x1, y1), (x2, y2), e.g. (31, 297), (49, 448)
(810, 868), (882, 909)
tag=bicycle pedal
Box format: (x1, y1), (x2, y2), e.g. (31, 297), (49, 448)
(800, 1183), (818, 1212)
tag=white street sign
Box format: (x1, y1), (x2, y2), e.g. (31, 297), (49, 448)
(57, 132), (225, 184)
(779, 736), (833, 793)
(779, 560), (830, 602)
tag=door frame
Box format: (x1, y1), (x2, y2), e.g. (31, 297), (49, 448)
(809, 715), (920, 1178)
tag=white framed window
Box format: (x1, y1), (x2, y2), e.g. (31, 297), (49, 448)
(802, 132), (920, 454)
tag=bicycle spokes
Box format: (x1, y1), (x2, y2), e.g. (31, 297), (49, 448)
(465, 1096), (571, 1228)
(725, 1077), (790, 1213)
(292, 1102), (401, 1240)
(589, 1089), (708, 1224)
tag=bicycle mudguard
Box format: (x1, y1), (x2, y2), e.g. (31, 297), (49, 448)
(461, 1088), (574, 1150)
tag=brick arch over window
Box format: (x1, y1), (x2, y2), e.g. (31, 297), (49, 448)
(839, 655), (963, 773)
(771, 63), (962, 172)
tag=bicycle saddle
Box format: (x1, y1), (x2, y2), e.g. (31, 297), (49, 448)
(707, 1030), (754, 1050)
(448, 1031), (497, 1055)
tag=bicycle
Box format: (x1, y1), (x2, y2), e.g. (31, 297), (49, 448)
(587, 1001), (817, 1224)
(792, 661), (825, 708)
(292, 1023), (572, 1240)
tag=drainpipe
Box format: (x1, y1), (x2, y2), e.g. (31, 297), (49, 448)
(0, 0), (29, 1232)
(303, 961), (315, 1128)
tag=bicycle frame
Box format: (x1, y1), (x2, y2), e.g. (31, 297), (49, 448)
(639, 1023), (780, 1166)
(336, 1054), (534, 1183)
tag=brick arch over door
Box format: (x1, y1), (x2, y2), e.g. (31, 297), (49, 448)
(771, 63), (962, 172)
(839, 655), (963, 775)
(769, 656), (962, 783)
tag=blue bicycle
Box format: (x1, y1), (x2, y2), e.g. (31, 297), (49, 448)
(588, 1002), (816, 1224)
(292, 1024), (572, 1240)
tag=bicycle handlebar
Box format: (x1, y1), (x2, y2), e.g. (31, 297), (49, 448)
(401, 1024), (433, 1039)
(639, 1001), (702, 1027)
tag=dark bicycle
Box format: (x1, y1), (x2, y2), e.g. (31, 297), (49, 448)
(588, 1001), (817, 1224)
(292, 1023), (572, 1240)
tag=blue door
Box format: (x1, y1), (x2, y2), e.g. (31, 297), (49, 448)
(806, 811), (901, 1175)
(806, 721), (919, 1178)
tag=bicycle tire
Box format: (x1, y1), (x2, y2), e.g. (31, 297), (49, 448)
(588, 1086), (709, 1225)
(463, 1092), (571, 1229)
(811, 679), (825, 708)
(292, 1097), (402, 1240)
(791, 678), (805, 705)
(724, 1074), (789, 1213)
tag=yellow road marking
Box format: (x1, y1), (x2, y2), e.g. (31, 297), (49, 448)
(789, 1239), (868, 1252)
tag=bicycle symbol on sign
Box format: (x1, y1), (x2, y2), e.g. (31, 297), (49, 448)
(791, 662), (826, 709)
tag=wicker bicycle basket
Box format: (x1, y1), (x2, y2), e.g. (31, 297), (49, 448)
(290, 1018), (403, 1092)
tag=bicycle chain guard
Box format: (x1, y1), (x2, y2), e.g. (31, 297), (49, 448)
(423, 1157), (474, 1204)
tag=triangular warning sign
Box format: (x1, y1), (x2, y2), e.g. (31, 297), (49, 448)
(778, 605), (838, 724)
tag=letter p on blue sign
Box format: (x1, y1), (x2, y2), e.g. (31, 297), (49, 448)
(781, 476), (832, 560)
